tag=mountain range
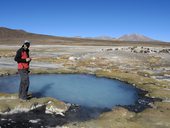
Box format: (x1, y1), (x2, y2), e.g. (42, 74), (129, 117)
(0, 27), (156, 41)
(0, 27), (167, 46)
(118, 34), (155, 42)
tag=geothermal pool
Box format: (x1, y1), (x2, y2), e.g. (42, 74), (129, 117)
(0, 74), (138, 108)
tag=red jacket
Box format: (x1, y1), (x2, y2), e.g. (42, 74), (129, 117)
(14, 47), (30, 70)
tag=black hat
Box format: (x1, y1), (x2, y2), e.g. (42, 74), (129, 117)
(23, 40), (30, 47)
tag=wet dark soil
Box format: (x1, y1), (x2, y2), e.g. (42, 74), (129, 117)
(0, 89), (162, 128)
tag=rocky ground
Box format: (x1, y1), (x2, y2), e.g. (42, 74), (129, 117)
(0, 44), (170, 128)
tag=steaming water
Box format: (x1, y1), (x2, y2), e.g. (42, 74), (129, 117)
(0, 74), (138, 108)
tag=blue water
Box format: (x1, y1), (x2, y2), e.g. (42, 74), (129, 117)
(0, 74), (138, 108)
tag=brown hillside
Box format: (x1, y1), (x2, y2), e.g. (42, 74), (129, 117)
(0, 27), (169, 46)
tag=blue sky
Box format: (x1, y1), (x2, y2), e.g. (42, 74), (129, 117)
(0, 0), (170, 42)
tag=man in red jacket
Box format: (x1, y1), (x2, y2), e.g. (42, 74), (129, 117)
(14, 40), (31, 100)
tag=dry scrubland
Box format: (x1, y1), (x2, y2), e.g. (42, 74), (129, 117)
(0, 42), (170, 128)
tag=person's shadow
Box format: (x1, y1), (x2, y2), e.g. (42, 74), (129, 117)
(31, 83), (54, 98)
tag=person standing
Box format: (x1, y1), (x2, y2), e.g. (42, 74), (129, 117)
(14, 40), (31, 100)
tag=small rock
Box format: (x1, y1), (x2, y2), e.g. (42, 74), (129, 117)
(29, 119), (41, 123)
(69, 56), (76, 61)
(144, 74), (148, 77)
(91, 57), (96, 60)
(1, 118), (7, 121)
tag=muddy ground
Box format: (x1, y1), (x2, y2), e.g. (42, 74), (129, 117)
(0, 44), (170, 128)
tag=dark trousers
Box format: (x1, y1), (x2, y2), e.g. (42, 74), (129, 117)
(18, 69), (29, 100)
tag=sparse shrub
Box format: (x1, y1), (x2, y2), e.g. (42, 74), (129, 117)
(131, 46), (137, 51)
(140, 50), (143, 53)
